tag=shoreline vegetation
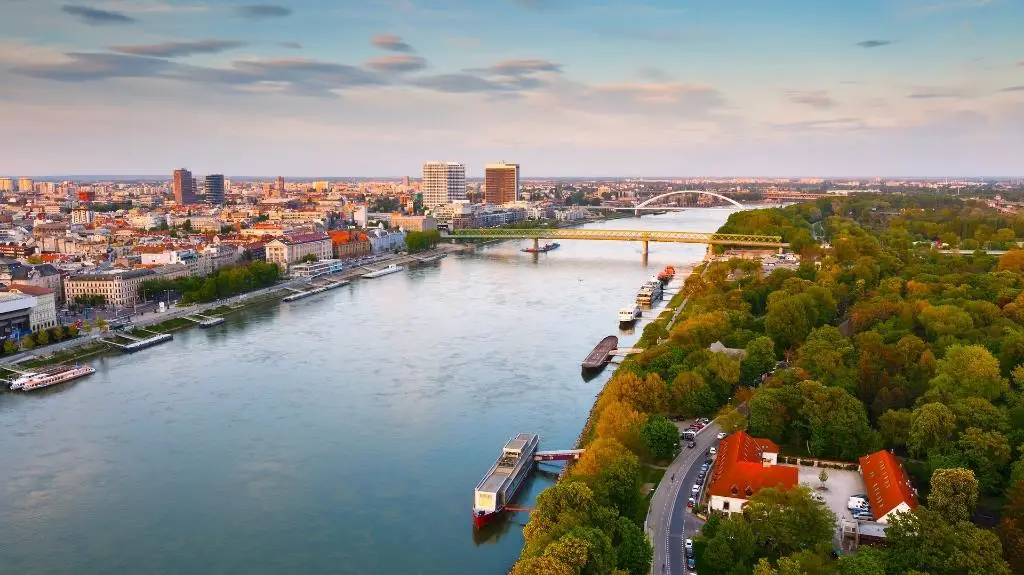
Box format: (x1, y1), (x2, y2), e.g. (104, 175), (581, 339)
(512, 196), (1021, 575)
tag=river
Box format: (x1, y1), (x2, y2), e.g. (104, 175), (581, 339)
(0, 209), (738, 574)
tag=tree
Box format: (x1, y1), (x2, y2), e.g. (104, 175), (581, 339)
(612, 516), (652, 575)
(589, 454), (643, 520)
(885, 508), (1011, 575)
(670, 371), (718, 417)
(918, 304), (974, 339)
(799, 381), (878, 460)
(640, 414), (679, 462)
(836, 547), (887, 575)
(35, 329), (49, 346)
(521, 482), (615, 557)
(573, 437), (635, 478)
(51, 326), (65, 342)
(797, 326), (854, 385)
(999, 482), (1024, 574)
(765, 295), (812, 352)
(930, 344), (1008, 402)
(701, 514), (757, 574)
(595, 402), (647, 455)
(716, 405), (748, 433)
(928, 467), (978, 523)
(818, 469), (829, 490)
(2, 339), (16, 355)
(511, 556), (574, 575)
(742, 486), (835, 558)
(740, 336), (776, 386)
(907, 402), (957, 457)
(958, 427), (1012, 493)
(21, 334), (35, 350)
(878, 409), (913, 448)
(999, 249), (1024, 272)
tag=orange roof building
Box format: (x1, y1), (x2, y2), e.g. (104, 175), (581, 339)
(858, 450), (918, 523)
(707, 430), (799, 515)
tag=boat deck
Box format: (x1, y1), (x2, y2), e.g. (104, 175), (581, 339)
(581, 335), (619, 370)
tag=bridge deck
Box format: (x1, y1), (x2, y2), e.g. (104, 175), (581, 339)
(443, 228), (785, 247)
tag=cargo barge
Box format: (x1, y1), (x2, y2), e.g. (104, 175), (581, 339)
(473, 433), (540, 528)
(521, 242), (560, 254)
(581, 335), (618, 374)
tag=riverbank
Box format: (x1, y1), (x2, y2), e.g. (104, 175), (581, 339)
(4, 246), (460, 371)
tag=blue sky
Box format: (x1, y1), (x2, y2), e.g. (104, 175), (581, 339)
(0, 0), (1022, 177)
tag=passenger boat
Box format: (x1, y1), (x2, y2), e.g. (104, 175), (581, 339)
(636, 277), (663, 306)
(618, 304), (642, 327)
(17, 364), (95, 392)
(361, 264), (404, 279)
(473, 433), (539, 528)
(521, 242), (560, 254)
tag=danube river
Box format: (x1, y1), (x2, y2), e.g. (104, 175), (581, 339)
(0, 209), (737, 574)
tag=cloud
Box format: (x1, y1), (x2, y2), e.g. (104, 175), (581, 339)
(770, 117), (869, 133)
(215, 58), (386, 95)
(234, 4), (291, 19)
(1000, 86), (1024, 92)
(576, 82), (728, 119)
(410, 73), (514, 93)
(61, 4), (136, 25)
(371, 34), (414, 53)
(637, 67), (673, 82)
(484, 59), (562, 76)
(366, 55), (427, 73)
(786, 90), (838, 109)
(14, 52), (169, 81)
(907, 88), (970, 99)
(110, 40), (246, 58)
(856, 40), (893, 48)
(279, 42), (302, 49)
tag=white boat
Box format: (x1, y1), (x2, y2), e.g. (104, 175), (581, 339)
(618, 305), (642, 325)
(9, 372), (39, 390)
(361, 264), (405, 279)
(20, 364), (95, 391)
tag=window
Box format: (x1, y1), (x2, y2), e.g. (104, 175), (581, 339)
(722, 501), (730, 510)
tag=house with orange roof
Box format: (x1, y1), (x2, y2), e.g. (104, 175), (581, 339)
(707, 430), (799, 515)
(858, 450), (919, 524)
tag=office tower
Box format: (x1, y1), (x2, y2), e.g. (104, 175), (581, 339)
(17, 177), (33, 193)
(421, 162), (466, 208)
(172, 168), (197, 204)
(0, 177), (11, 192)
(204, 174), (225, 205)
(484, 162), (520, 204)
(276, 176), (285, 197)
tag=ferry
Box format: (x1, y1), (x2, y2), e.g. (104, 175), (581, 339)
(521, 242), (560, 254)
(473, 433), (539, 528)
(361, 264), (404, 279)
(15, 364), (95, 392)
(636, 277), (663, 306)
(618, 304), (642, 327)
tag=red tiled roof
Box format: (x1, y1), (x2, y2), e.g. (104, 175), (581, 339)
(859, 450), (918, 520)
(9, 284), (53, 296)
(707, 430), (798, 501)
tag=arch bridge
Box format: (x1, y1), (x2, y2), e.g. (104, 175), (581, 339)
(587, 190), (746, 213)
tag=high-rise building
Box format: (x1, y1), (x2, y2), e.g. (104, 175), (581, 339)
(421, 162), (466, 208)
(17, 177), (33, 193)
(204, 174), (225, 205)
(0, 177), (12, 192)
(276, 176), (285, 197)
(402, 176), (410, 187)
(172, 168), (197, 204)
(484, 162), (520, 205)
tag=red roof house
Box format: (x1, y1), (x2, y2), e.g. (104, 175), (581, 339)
(707, 430), (799, 514)
(858, 450), (918, 523)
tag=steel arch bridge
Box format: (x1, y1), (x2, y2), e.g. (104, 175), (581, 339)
(442, 228), (785, 248)
(634, 190), (744, 209)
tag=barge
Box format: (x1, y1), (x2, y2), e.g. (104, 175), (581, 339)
(473, 433), (540, 528)
(581, 335), (618, 374)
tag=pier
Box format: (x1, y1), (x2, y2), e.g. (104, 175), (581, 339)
(182, 313), (226, 328)
(281, 279), (349, 303)
(101, 328), (173, 353)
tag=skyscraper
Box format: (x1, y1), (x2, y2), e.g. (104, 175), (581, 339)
(0, 177), (12, 192)
(17, 177), (33, 193)
(204, 174), (225, 205)
(172, 168), (197, 204)
(484, 162), (520, 205)
(421, 162), (466, 208)
(276, 176), (285, 197)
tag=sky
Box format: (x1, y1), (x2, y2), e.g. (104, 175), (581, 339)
(0, 0), (1022, 177)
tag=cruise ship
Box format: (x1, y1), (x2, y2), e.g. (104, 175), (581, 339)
(473, 433), (539, 528)
(636, 277), (663, 306)
(618, 304), (642, 327)
(361, 264), (404, 279)
(11, 364), (95, 392)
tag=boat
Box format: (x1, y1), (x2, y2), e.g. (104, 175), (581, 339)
(8, 372), (39, 390)
(521, 242), (560, 254)
(657, 265), (676, 285)
(581, 335), (619, 374)
(636, 277), (664, 306)
(473, 433), (540, 528)
(18, 364), (95, 392)
(362, 264), (404, 279)
(618, 304), (642, 327)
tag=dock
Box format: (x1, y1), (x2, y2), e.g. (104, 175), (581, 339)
(281, 279), (349, 303)
(581, 335), (618, 373)
(102, 331), (173, 353)
(182, 313), (225, 328)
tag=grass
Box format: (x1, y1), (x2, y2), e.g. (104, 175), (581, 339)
(20, 340), (111, 369)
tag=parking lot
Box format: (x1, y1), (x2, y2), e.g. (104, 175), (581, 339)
(796, 465), (869, 522)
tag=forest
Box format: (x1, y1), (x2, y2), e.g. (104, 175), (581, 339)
(512, 194), (1024, 575)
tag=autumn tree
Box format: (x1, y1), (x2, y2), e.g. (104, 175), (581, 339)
(907, 402), (957, 457)
(930, 344), (1008, 402)
(885, 508), (1011, 575)
(928, 467), (979, 523)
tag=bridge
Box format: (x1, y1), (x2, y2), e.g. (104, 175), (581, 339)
(534, 449), (585, 462)
(586, 190), (746, 214)
(442, 228), (786, 260)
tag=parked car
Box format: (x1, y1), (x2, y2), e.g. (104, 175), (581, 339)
(695, 476), (703, 486)
(691, 484), (700, 494)
(709, 447), (717, 456)
(699, 417), (710, 424)
(687, 441), (696, 449)
(685, 538), (693, 550)
(716, 432), (727, 440)
(687, 497), (696, 508)
(688, 557), (696, 569)
(686, 546), (694, 558)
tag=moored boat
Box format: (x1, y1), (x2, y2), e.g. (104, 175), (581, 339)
(521, 242), (560, 254)
(362, 264), (404, 279)
(473, 433), (540, 528)
(18, 364), (95, 392)
(618, 304), (641, 327)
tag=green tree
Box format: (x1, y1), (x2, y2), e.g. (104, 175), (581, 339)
(918, 304), (974, 339)
(885, 508), (1011, 575)
(640, 414), (679, 462)
(742, 486), (836, 558)
(522, 482), (616, 557)
(35, 329), (49, 346)
(701, 514), (757, 574)
(928, 467), (979, 523)
(740, 336), (776, 386)
(612, 516), (652, 575)
(799, 381), (878, 460)
(21, 334), (35, 349)
(907, 402), (957, 457)
(2, 339), (16, 355)
(958, 427), (1012, 493)
(765, 295), (812, 352)
(589, 454), (643, 521)
(797, 326), (854, 385)
(930, 344), (1008, 402)
(836, 547), (887, 575)
(878, 409), (913, 448)
(716, 404), (748, 433)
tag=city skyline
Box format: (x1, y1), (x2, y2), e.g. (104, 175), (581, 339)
(1, 0), (1022, 176)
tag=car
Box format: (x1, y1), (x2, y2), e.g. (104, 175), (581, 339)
(685, 538), (693, 550)
(687, 497), (696, 508)
(688, 557), (696, 569)
(687, 441), (696, 449)
(691, 484), (700, 494)
(716, 432), (727, 440)
(699, 417), (710, 424)
(686, 546), (694, 558)
(708, 447), (717, 456)
(695, 476), (703, 486)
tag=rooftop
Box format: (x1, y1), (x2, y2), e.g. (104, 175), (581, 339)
(858, 450), (919, 521)
(707, 430), (798, 500)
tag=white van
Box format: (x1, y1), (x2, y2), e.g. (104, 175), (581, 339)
(848, 496), (869, 510)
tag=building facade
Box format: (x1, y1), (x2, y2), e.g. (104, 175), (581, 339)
(707, 431), (798, 515)
(0, 292), (34, 337)
(422, 162), (466, 208)
(7, 285), (57, 331)
(204, 174), (226, 205)
(329, 230), (372, 259)
(265, 232), (332, 271)
(391, 214), (437, 232)
(173, 168), (197, 204)
(64, 269), (156, 308)
(484, 162), (520, 204)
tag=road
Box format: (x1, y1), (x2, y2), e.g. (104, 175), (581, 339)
(648, 421), (720, 575)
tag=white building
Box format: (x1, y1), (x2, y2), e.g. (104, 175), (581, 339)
(422, 161), (466, 208)
(367, 228), (406, 254)
(7, 285), (57, 331)
(71, 208), (95, 225)
(141, 249), (212, 277)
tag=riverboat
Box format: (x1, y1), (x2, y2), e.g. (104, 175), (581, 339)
(473, 433), (540, 528)
(362, 264), (404, 279)
(16, 364), (95, 392)
(521, 242), (560, 254)
(618, 304), (642, 327)
(657, 265), (676, 285)
(636, 277), (663, 306)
